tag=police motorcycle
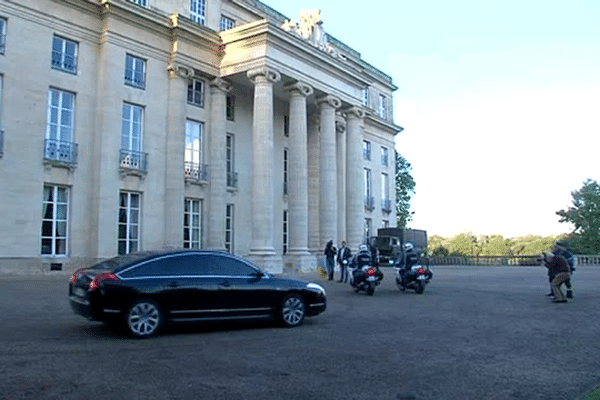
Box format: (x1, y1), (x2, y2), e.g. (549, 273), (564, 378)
(393, 242), (433, 294)
(348, 245), (384, 295)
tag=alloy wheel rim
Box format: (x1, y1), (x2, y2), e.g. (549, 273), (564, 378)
(129, 302), (159, 336)
(283, 297), (305, 325)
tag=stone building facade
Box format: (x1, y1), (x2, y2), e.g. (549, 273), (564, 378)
(0, 0), (402, 273)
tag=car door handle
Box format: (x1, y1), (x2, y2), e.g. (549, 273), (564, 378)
(166, 282), (179, 288)
(220, 281), (231, 287)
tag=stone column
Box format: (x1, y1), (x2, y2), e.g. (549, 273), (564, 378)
(318, 95), (342, 249)
(345, 107), (365, 250)
(336, 114), (347, 245)
(247, 67), (281, 271)
(285, 81), (315, 271)
(307, 115), (320, 253)
(164, 63), (192, 248)
(206, 78), (231, 250)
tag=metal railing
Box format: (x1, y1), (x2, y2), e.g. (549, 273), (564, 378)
(0, 129), (3, 157)
(44, 139), (78, 165)
(381, 199), (392, 213)
(119, 149), (148, 171)
(51, 51), (77, 74)
(364, 196), (375, 211)
(227, 171), (238, 188)
(184, 161), (208, 182)
(427, 254), (600, 266)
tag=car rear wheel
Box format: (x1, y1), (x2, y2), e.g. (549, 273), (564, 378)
(125, 299), (162, 338)
(280, 294), (305, 328)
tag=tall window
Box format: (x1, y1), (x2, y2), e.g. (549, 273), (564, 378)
(379, 94), (387, 119)
(226, 133), (236, 187)
(41, 185), (69, 256)
(226, 95), (235, 121)
(363, 140), (371, 160)
(283, 148), (288, 196)
(364, 218), (372, 244)
(46, 88), (75, 163)
(187, 78), (204, 107)
(381, 146), (389, 167)
(220, 16), (235, 31)
(364, 168), (373, 210)
(121, 103), (143, 152)
(51, 35), (78, 74)
(0, 75), (3, 157)
(0, 17), (6, 55)
(225, 204), (234, 253)
(190, 0), (206, 25)
(381, 173), (389, 202)
(184, 198), (202, 249)
(185, 119), (202, 170)
(118, 192), (140, 255)
(124, 54), (146, 89)
(283, 210), (288, 255)
(129, 0), (147, 7)
(362, 87), (369, 107)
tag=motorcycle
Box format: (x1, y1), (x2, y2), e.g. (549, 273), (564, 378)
(349, 263), (383, 295)
(394, 263), (433, 294)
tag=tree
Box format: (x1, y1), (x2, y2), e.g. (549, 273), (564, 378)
(395, 151), (415, 227)
(557, 179), (600, 254)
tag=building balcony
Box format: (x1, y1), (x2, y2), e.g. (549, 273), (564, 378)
(381, 199), (393, 213)
(364, 196), (375, 211)
(0, 129), (3, 157)
(184, 161), (209, 185)
(119, 149), (148, 176)
(43, 139), (78, 167)
(227, 171), (238, 188)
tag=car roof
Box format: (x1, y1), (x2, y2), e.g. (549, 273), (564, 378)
(91, 249), (241, 272)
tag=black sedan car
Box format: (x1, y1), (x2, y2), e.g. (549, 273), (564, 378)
(69, 250), (326, 338)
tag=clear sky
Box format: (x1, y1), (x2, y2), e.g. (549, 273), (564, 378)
(264, 0), (600, 238)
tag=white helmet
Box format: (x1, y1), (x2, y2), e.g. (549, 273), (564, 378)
(403, 242), (414, 251)
(359, 244), (368, 252)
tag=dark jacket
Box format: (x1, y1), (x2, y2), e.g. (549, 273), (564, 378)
(338, 247), (352, 264)
(351, 250), (372, 269)
(546, 254), (571, 279)
(324, 244), (337, 260)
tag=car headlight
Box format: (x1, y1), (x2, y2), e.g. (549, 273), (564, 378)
(306, 282), (326, 295)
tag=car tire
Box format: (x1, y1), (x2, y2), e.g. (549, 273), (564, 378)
(125, 299), (162, 338)
(280, 293), (305, 328)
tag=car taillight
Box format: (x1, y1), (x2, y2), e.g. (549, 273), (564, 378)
(89, 273), (120, 291)
(366, 268), (376, 277)
(69, 268), (84, 284)
(417, 268), (426, 274)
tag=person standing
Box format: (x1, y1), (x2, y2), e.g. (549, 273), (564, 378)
(337, 241), (352, 283)
(554, 241), (575, 299)
(324, 240), (337, 281)
(545, 251), (571, 303)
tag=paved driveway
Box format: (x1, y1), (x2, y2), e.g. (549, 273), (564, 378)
(0, 265), (598, 400)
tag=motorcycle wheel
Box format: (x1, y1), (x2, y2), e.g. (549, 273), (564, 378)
(415, 281), (425, 294)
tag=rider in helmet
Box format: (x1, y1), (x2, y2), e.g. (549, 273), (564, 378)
(395, 241), (419, 282)
(350, 244), (373, 285)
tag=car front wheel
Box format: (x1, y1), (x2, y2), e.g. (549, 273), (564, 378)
(280, 294), (306, 328)
(125, 299), (162, 338)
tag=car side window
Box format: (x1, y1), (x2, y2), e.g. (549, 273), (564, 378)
(213, 255), (258, 276)
(119, 254), (205, 278)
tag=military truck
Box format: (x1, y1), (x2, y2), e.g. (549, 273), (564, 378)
(370, 228), (428, 265)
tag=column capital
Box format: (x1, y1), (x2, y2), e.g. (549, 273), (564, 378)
(167, 62), (193, 79)
(317, 95), (342, 109)
(285, 81), (314, 97)
(247, 67), (281, 84)
(345, 106), (366, 119)
(210, 77), (232, 93)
